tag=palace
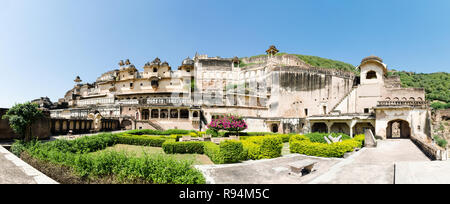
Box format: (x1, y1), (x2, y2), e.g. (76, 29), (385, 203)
(45, 46), (432, 142)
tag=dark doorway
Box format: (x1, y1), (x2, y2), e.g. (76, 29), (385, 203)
(312, 123), (328, 133)
(271, 124), (279, 133)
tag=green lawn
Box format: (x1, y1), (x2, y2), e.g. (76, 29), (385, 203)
(94, 144), (214, 165)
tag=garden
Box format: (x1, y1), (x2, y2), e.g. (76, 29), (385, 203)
(11, 128), (365, 184)
(5, 106), (365, 184)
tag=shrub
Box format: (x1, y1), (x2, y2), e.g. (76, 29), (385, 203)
(10, 140), (27, 156)
(206, 128), (220, 137)
(240, 136), (283, 160)
(207, 115), (248, 135)
(290, 134), (364, 158)
(162, 141), (205, 154)
(219, 140), (244, 164)
(116, 134), (175, 147)
(241, 140), (262, 160)
(260, 136), (283, 158)
(434, 135), (448, 148)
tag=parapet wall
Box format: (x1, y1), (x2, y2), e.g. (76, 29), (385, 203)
(411, 135), (446, 161)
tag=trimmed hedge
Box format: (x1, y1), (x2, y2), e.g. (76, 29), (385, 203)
(162, 141), (205, 154)
(241, 136), (283, 160)
(203, 141), (246, 164)
(290, 134), (365, 158)
(220, 140), (245, 164)
(124, 129), (194, 136)
(116, 134), (176, 147)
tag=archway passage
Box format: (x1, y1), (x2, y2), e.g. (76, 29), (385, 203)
(121, 119), (132, 130)
(311, 123), (328, 133)
(271, 124), (279, 133)
(387, 119), (411, 139)
(330, 123), (350, 135)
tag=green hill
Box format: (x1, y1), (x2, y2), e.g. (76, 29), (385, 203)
(390, 71), (450, 109)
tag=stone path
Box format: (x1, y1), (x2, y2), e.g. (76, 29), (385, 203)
(0, 146), (57, 184)
(309, 139), (431, 184)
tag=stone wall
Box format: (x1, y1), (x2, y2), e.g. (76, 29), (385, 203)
(411, 135), (443, 160)
(0, 108), (51, 141)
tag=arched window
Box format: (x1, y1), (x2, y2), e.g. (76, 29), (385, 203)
(193, 111), (199, 118)
(366, 71), (377, 79)
(153, 68), (158, 73)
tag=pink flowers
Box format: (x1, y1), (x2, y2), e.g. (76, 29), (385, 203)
(207, 114), (248, 132)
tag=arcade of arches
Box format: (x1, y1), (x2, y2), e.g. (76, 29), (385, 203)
(137, 108), (194, 120)
(310, 120), (375, 137)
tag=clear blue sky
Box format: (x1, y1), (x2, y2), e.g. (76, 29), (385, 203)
(1, 0), (449, 108)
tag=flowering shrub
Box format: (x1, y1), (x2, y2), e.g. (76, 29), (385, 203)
(207, 115), (248, 135)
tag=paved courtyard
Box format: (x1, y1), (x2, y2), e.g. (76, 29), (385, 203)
(196, 139), (432, 184)
(309, 139), (431, 184)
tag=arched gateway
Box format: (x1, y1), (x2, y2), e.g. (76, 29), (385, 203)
(386, 119), (411, 139)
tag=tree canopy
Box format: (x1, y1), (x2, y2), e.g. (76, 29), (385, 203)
(2, 102), (44, 141)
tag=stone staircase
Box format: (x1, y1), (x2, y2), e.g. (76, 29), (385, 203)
(147, 120), (165, 131)
(330, 86), (358, 113)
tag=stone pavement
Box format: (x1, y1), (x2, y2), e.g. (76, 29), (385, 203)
(0, 145), (58, 184)
(395, 161), (450, 184)
(309, 139), (431, 184)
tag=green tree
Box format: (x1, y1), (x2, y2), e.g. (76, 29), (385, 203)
(2, 102), (44, 142)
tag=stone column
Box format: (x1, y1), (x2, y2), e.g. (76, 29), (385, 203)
(325, 122), (333, 134)
(347, 120), (357, 138)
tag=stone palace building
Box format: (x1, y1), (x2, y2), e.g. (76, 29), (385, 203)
(45, 46), (432, 142)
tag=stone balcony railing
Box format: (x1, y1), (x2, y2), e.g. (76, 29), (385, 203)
(377, 100), (430, 107)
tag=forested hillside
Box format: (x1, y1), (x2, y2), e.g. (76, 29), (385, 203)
(390, 71), (450, 109)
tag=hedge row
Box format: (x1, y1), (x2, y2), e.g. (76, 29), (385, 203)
(290, 134), (365, 158)
(124, 129), (195, 136)
(162, 141), (205, 154)
(116, 134), (176, 147)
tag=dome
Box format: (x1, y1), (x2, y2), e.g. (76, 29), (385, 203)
(361, 56), (383, 64)
(182, 57), (194, 65)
